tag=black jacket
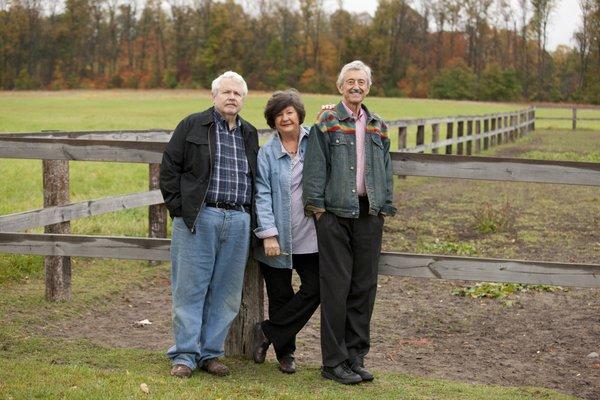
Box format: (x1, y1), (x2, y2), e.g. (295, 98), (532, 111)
(159, 107), (259, 232)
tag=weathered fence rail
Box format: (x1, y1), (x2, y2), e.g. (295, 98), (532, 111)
(0, 108), (535, 161)
(536, 106), (600, 130)
(392, 107), (535, 154)
(2, 106), (600, 356)
(0, 190), (163, 232)
(1, 234), (598, 288)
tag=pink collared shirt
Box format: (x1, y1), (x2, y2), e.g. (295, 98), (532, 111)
(342, 101), (367, 196)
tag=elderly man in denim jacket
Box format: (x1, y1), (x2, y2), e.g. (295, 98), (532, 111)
(303, 60), (396, 385)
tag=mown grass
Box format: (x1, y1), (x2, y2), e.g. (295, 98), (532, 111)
(535, 107), (600, 131)
(1, 351), (576, 400)
(0, 260), (578, 400)
(0, 90), (519, 132)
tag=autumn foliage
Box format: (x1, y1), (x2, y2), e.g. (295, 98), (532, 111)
(1, 0), (599, 103)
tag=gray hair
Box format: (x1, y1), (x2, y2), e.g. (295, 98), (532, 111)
(336, 60), (372, 89)
(211, 71), (248, 97)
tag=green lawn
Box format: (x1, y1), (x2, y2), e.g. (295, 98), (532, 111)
(535, 107), (600, 131)
(0, 259), (578, 400)
(0, 89), (519, 132)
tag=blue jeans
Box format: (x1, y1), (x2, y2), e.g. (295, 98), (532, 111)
(167, 207), (250, 370)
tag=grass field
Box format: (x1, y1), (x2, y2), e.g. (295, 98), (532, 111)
(0, 90), (523, 132)
(535, 107), (600, 131)
(0, 257), (579, 400)
(1, 90), (598, 399)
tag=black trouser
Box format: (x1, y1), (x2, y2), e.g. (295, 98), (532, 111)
(259, 253), (320, 360)
(316, 197), (383, 367)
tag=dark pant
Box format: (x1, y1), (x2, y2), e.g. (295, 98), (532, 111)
(316, 199), (383, 367)
(259, 253), (320, 360)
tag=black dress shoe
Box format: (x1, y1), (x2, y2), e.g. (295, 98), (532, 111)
(348, 358), (374, 382)
(252, 322), (270, 363)
(278, 354), (296, 374)
(321, 362), (362, 384)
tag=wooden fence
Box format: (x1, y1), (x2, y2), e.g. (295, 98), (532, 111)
(1, 106), (600, 357)
(536, 106), (600, 130)
(389, 107), (535, 154)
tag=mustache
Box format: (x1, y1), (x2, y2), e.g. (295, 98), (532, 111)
(349, 88), (363, 94)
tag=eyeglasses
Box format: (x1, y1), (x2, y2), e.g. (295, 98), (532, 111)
(345, 79), (367, 87)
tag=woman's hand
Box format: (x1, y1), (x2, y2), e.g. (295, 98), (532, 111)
(263, 236), (281, 257)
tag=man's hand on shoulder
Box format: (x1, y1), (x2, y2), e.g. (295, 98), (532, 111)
(315, 104), (336, 122)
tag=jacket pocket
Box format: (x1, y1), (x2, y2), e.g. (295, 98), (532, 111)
(326, 133), (350, 206)
(369, 134), (386, 211)
(184, 135), (210, 178)
(370, 134), (385, 167)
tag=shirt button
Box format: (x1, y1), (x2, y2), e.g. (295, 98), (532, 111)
(350, 142), (355, 145)
(350, 166), (355, 170)
(352, 189), (356, 193)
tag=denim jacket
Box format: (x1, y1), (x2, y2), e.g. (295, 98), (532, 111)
(254, 127), (314, 268)
(303, 102), (397, 218)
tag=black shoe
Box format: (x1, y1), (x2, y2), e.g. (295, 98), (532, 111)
(252, 322), (270, 363)
(278, 354), (296, 374)
(348, 358), (374, 382)
(321, 362), (362, 384)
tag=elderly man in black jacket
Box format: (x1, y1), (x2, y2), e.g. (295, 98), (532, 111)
(160, 71), (258, 378)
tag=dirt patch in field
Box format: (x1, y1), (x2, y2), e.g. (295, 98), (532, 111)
(48, 272), (600, 399)
(46, 130), (600, 399)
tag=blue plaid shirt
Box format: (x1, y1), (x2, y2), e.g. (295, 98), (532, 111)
(206, 111), (252, 205)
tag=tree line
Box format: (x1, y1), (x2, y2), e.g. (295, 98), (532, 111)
(1, 0), (599, 104)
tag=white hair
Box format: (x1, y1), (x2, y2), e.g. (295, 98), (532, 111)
(211, 71), (248, 97)
(336, 60), (372, 89)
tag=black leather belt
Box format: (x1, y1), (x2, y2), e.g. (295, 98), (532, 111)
(205, 202), (250, 213)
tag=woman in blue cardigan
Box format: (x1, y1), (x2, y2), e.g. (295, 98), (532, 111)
(252, 90), (319, 374)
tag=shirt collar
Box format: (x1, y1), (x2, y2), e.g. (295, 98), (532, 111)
(341, 101), (365, 120)
(275, 126), (309, 159)
(336, 101), (375, 123)
(213, 110), (241, 131)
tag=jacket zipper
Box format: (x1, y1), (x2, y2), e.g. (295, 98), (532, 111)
(191, 121), (214, 233)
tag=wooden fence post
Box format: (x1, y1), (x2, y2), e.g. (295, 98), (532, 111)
(148, 164), (167, 264)
(456, 120), (464, 155)
(531, 108), (535, 131)
(497, 117), (503, 145)
(475, 119), (482, 153)
(490, 117), (497, 147)
(416, 124), (425, 153)
(225, 259), (264, 357)
(466, 120), (473, 155)
(503, 116), (509, 142)
(572, 107), (577, 131)
(511, 114), (517, 141)
(431, 123), (440, 154)
(398, 126), (407, 179)
(398, 126), (407, 151)
(483, 119), (490, 150)
(519, 111), (524, 137)
(43, 160), (71, 301)
(445, 122), (454, 154)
